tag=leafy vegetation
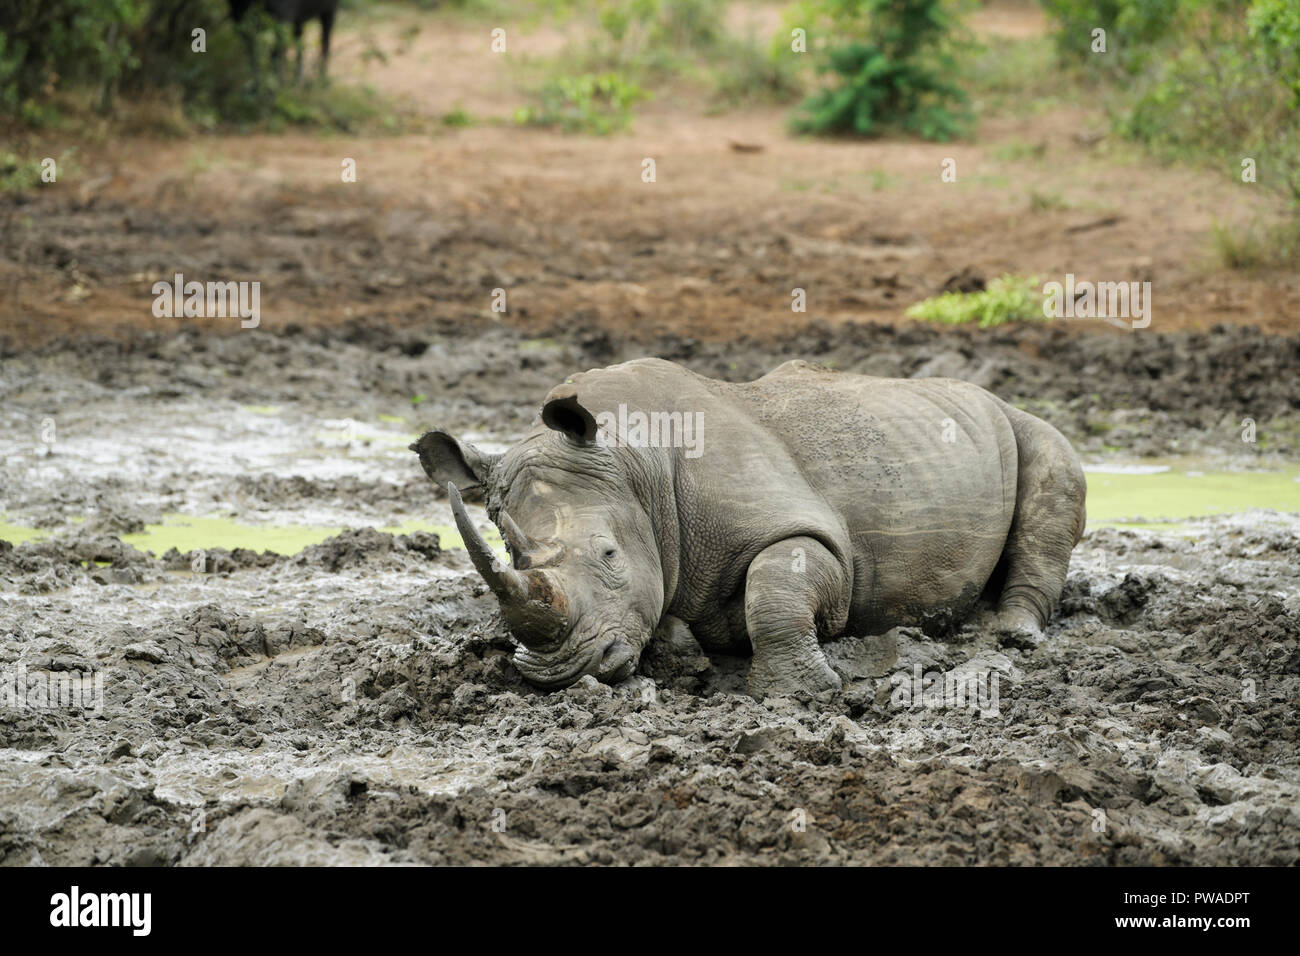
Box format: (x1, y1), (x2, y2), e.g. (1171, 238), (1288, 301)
(905, 276), (1045, 328)
(710, 32), (805, 108)
(1039, 0), (1180, 72)
(1039, 0), (1300, 205)
(790, 0), (973, 141)
(0, 0), (398, 131)
(1034, 0), (1300, 266)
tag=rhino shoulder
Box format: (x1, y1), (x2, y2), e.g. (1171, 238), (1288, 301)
(754, 359), (840, 383)
(548, 358), (706, 405)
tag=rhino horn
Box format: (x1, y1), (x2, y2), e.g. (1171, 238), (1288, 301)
(497, 508), (557, 569)
(448, 483), (569, 647)
(449, 482), (530, 603)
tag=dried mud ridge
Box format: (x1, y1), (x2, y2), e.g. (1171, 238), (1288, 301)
(1, 321), (1298, 865)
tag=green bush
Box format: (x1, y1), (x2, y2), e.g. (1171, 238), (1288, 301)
(1038, 0), (1180, 72)
(0, 0), (390, 130)
(0, 0), (144, 120)
(791, 0), (972, 141)
(1247, 0), (1300, 110)
(519, 1), (722, 132)
(549, 0), (727, 76)
(594, 0), (724, 54)
(905, 276), (1045, 328)
(1110, 1), (1299, 202)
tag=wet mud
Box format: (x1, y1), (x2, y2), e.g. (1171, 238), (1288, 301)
(1, 321), (1298, 865)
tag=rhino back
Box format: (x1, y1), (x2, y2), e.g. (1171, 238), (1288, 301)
(715, 361), (1020, 632)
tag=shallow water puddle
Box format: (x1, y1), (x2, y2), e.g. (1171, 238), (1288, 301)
(1083, 463), (1300, 527)
(5, 458), (1296, 553)
(0, 518), (48, 546)
(116, 515), (503, 555)
(0, 514), (504, 556)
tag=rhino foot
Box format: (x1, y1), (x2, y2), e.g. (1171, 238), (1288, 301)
(993, 606), (1044, 650)
(747, 646), (843, 702)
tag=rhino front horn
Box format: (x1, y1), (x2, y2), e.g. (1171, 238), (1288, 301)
(448, 483), (530, 605)
(447, 483), (569, 647)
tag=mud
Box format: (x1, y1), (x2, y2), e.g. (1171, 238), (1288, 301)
(1, 321), (1298, 865)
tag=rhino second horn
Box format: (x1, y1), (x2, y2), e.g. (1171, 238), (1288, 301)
(448, 482), (529, 605)
(498, 509), (555, 569)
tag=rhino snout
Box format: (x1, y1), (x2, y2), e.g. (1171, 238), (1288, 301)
(513, 632), (642, 690)
(595, 637), (638, 683)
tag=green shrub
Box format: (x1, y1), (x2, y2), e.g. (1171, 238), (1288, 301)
(791, 0), (972, 141)
(0, 0), (393, 130)
(1247, 0), (1300, 109)
(1111, 1), (1300, 202)
(1036, 0), (1300, 209)
(905, 276), (1045, 327)
(566, 0), (726, 76)
(1211, 218), (1300, 271)
(0, 0), (144, 118)
(521, 0), (726, 129)
(595, 0), (723, 53)
(1038, 0), (1181, 73)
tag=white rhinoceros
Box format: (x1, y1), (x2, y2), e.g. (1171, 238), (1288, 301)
(414, 358), (1086, 699)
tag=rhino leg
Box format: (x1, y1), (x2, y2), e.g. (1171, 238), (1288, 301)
(994, 408), (1087, 641)
(744, 536), (846, 700)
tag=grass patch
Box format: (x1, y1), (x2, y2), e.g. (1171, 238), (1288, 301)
(709, 34), (805, 108)
(1211, 218), (1300, 270)
(0, 150), (75, 194)
(992, 140), (1047, 163)
(514, 71), (648, 135)
(1028, 189), (1071, 212)
(441, 106), (474, 128)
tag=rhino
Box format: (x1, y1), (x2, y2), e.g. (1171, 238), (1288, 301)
(412, 358), (1086, 699)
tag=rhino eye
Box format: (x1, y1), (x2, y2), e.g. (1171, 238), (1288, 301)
(602, 547), (617, 560)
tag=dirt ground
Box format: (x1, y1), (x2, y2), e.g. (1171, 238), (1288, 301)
(2, 4), (1298, 349)
(1, 2), (1298, 865)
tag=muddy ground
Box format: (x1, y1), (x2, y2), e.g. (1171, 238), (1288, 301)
(1, 321), (1298, 865)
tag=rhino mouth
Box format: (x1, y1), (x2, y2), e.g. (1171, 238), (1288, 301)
(513, 632), (640, 689)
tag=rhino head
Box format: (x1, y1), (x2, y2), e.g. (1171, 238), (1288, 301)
(411, 395), (666, 689)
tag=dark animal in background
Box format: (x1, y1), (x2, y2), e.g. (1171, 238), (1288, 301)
(229, 0), (339, 81)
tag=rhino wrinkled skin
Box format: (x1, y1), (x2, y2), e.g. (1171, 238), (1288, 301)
(413, 358), (1086, 699)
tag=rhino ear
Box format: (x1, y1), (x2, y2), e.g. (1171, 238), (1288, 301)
(542, 390), (598, 444)
(410, 430), (500, 497)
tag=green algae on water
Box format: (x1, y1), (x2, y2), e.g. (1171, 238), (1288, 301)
(1085, 466), (1300, 526)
